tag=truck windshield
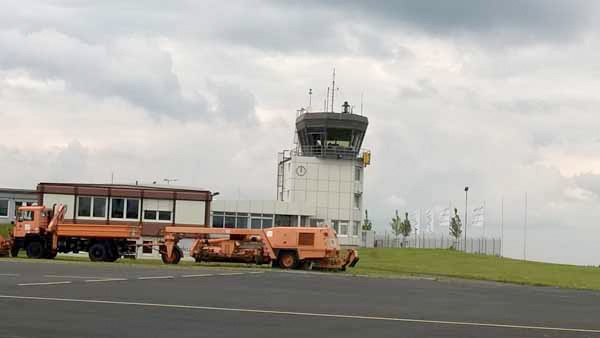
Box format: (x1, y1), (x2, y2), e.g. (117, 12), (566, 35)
(18, 211), (34, 221)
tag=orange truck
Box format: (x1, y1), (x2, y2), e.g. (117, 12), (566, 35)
(161, 226), (359, 271)
(3, 203), (359, 271)
(9, 204), (139, 261)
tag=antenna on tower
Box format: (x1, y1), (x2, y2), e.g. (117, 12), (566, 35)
(360, 92), (364, 116)
(330, 68), (336, 112)
(326, 87), (330, 112)
(308, 88), (312, 111)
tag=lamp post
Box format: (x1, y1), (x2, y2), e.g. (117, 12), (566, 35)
(464, 186), (469, 252)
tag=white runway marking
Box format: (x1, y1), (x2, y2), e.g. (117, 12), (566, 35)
(217, 272), (244, 276)
(137, 276), (174, 280)
(85, 278), (128, 283)
(181, 274), (214, 278)
(0, 295), (598, 334)
(44, 275), (108, 279)
(17, 281), (72, 286)
(0, 273), (19, 277)
(246, 271), (265, 274)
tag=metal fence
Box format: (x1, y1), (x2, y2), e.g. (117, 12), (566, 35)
(374, 234), (502, 256)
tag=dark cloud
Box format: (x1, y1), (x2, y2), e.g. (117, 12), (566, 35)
(308, 0), (595, 45)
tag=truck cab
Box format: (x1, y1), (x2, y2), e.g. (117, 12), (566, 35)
(13, 206), (51, 238)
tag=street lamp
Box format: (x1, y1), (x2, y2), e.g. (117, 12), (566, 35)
(464, 186), (469, 252)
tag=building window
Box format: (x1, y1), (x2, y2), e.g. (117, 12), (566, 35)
(77, 197), (108, 219)
(355, 166), (361, 181)
(143, 210), (173, 222)
(0, 200), (8, 217)
(142, 241), (153, 254)
(353, 221), (360, 236)
(236, 213), (249, 228)
(353, 194), (361, 209)
(309, 218), (324, 227)
(212, 212), (224, 228)
(158, 211), (171, 221)
(78, 197), (92, 217)
(144, 210), (157, 220)
(251, 218), (262, 229)
(224, 213), (236, 228)
(93, 197), (106, 218)
(340, 222), (349, 236)
(111, 198), (139, 220)
(15, 201), (34, 216)
(332, 220), (339, 233)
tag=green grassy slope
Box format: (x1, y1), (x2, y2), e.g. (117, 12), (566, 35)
(352, 248), (600, 290)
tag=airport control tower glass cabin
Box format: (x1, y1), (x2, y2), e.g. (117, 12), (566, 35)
(277, 101), (370, 245)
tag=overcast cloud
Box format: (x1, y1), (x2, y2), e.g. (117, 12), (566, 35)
(1, 1), (600, 265)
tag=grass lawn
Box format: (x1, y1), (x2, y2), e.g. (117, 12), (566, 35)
(352, 248), (600, 290)
(0, 224), (11, 238)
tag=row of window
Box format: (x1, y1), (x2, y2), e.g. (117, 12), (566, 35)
(332, 220), (361, 236)
(76, 196), (172, 222)
(0, 200), (36, 218)
(212, 212), (273, 229)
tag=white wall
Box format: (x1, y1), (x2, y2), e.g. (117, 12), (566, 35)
(43, 193), (75, 219)
(175, 200), (206, 225)
(282, 154), (364, 241)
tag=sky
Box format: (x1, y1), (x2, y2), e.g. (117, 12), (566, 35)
(1, 0), (600, 265)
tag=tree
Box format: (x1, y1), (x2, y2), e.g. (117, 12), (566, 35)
(399, 212), (412, 246)
(390, 210), (403, 245)
(362, 209), (373, 231)
(450, 208), (462, 248)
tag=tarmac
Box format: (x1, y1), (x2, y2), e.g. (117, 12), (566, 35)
(0, 258), (599, 338)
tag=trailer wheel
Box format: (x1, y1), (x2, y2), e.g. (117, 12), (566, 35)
(26, 241), (44, 259)
(161, 246), (182, 264)
(277, 251), (299, 269)
(89, 243), (108, 262)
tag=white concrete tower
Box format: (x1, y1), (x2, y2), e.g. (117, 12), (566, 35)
(277, 101), (370, 246)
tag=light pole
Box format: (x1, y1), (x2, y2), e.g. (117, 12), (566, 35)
(464, 186), (469, 252)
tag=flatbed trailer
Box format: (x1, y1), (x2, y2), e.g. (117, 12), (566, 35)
(161, 226), (359, 271)
(10, 204), (140, 261)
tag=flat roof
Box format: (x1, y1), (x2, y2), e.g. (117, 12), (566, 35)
(37, 182), (212, 201)
(0, 187), (38, 195)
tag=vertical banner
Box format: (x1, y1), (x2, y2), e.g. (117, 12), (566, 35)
(472, 205), (485, 227)
(409, 210), (420, 235)
(439, 207), (451, 231)
(423, 208), (434, 233)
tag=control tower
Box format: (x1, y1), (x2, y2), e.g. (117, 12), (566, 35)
(277, 101), (370, 245)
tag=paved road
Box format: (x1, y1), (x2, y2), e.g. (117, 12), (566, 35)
(0, 258), (599, 338)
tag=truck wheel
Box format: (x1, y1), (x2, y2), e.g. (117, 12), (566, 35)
(277, 251), (299, 269)
(26, 242), (45, 259)
(161, 246), (182, 264)
(45, 251), (58, 259)
(89, 243), (107, 262)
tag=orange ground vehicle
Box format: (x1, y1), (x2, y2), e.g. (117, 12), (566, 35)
(161, 226), (359, 271)
(0, 234), (11, 257)
(10, 204), (139, 261)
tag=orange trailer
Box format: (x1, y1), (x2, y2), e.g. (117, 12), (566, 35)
(10, 204), (140, 261)
(161, 226), (359, 271)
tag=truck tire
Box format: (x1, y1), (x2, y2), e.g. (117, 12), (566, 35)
(89, 243), (108, 262)
(26, 241), (45, 259)
(161, 246), (182, 264)
(277, 251), (299, 269)
(104, 243), (119, 262)
(45, 250), (58, 259)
